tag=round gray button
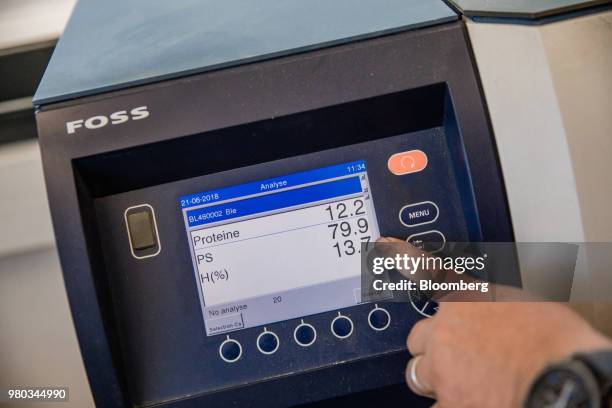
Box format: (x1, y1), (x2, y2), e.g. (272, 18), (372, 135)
(294, 323), (317, 347)
(219, 338), (242, 363)
(368, 307), (391, 331)
(256, 331), (279, 355)
(331, 315), (354, 339)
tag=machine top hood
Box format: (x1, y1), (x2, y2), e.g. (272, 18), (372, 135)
(33, 0), (456, 106)
(448, 0), (608, 19)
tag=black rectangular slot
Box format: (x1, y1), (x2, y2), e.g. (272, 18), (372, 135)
(73, 83), (447, 197)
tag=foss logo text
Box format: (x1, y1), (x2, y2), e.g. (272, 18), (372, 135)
(65, 106), (149, 134)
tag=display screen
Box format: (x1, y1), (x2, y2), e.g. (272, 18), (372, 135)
(180, 161), (380, 336)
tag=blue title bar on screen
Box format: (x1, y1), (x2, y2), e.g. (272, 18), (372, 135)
(179, 160), (366, 209)
(186, 176), (363, 228)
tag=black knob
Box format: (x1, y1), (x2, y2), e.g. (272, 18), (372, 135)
(257, 331), (279, 354)
(368, 307), (391, 331)
(219, 339), (242, 363)
(331, 315), (353, 339)
(294, 323), (316, 346)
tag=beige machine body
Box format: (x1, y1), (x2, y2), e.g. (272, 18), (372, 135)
(466, 8), (612, 335)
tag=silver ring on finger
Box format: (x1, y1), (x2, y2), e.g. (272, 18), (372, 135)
(408, 355), (436, 399)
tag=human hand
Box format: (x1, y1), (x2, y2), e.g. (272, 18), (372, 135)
(375, 237), (612, 407)
(406, 301), (611, 407)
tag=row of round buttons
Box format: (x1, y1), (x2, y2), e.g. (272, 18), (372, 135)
(219, 307), (391, 363)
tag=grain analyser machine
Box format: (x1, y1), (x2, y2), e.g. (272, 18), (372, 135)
(34, 0), (612, 406)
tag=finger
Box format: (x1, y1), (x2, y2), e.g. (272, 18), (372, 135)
(406, 354), (435, 398)
(376, 237), (426, 268)
(407, 316), (435, 355)
(430, 404), (441, 408)
(375, 237), (444, 282)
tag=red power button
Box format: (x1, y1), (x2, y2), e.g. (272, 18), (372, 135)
(387, 150), (428, 175)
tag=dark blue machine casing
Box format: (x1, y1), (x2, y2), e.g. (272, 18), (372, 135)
(35, 1), (516, 407)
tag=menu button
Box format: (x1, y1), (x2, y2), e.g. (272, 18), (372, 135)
(399, 201), (439, 227)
